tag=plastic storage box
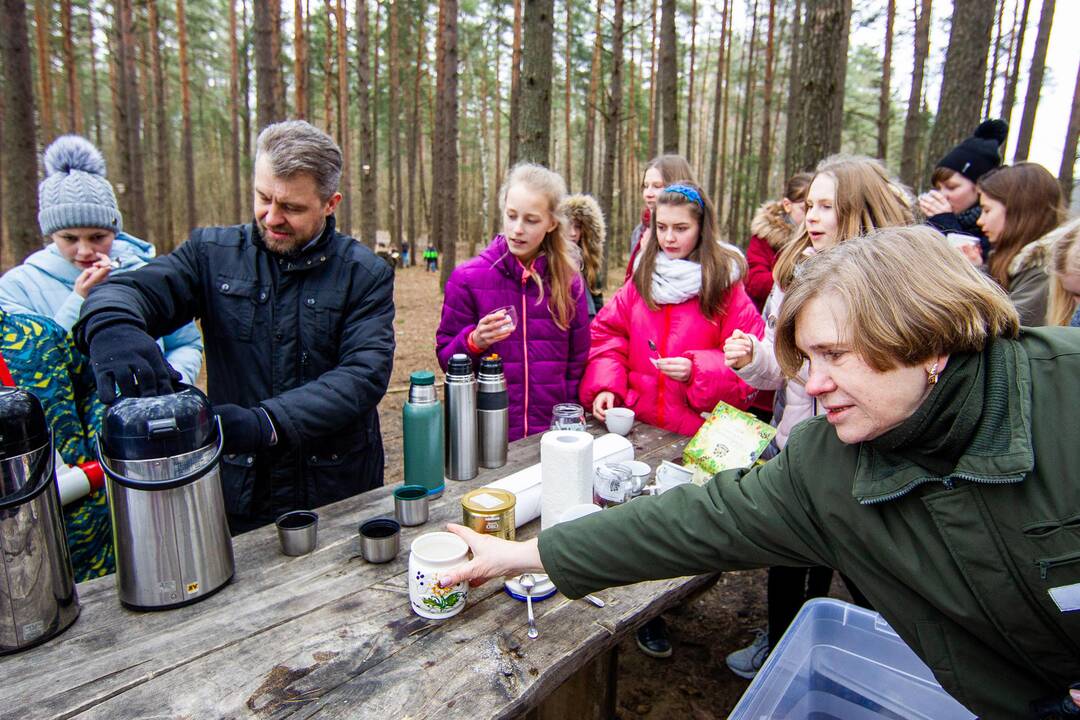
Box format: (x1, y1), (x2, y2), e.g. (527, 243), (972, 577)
(729, 598), (976, 720)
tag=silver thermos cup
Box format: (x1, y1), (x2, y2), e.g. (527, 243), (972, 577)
(477, 354), (508, 469)
(444, 353), (478, 481)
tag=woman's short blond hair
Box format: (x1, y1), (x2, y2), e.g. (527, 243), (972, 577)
(775, 226), (1020, 375)
(1049, 217), (1080, 326)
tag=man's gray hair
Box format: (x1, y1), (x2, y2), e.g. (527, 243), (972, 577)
(255, 120), (342, 201)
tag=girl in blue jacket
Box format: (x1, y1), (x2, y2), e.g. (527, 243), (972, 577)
(0, 135), (203, 385)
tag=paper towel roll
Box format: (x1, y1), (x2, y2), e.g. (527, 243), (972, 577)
(486, 465), (542, 528)
(593, 433), (634, 466)
(540, 431), (594, 530)
(483, 431), (636, 528)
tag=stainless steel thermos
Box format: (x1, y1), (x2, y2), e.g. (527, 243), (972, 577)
(477, 354), (508, 469)
(444, 353), (478, 481)
(0, 389), (79, 654)
(98, 386), (234, 610)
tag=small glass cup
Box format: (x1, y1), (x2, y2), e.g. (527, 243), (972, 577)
(592, 462), (634, 508)
(492, 305), (518, 334)
(551, 402), (587, 431)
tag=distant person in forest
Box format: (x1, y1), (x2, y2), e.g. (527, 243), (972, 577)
(624, 154), (696, 282)
(425, 245), (439, 272)
(401, 240), (410, 267)
(745, 172), (812, 311)
(559, 193), (607, 317)
(73, 120), (395, 535)
(958, 162), (1066, 326)
(1048, 217), (1080, 327)
(918, 119), (1007, 260)
(436, 163), (589, 441)
(0, 135), (203, 386)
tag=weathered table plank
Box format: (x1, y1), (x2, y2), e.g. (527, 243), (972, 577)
(0, 423), (700, 720)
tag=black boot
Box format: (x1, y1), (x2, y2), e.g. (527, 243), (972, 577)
(635, 617), (673, 658)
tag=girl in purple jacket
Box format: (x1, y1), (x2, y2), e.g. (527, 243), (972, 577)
(436, 163), (590, 441)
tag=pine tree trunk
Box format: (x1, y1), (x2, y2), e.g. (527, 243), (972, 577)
(335, 0), (351, 234)
(389, 0), (403, 246)
(410, 1), (426, 261)
(114, 0), (147, 238)
(86, 2), (104, 148)
(582, 0), (603, 193)
(356, 0), (376, 249)
(177, 0), (197, 233)
(434, 0), (458, 288)
(1012, 0), (1053, 161)
(323, 1), (335, 135)
(271, 1), (287, 116)
(599, 0), (623, 288)
(254, 0), (282, 128)
(242, 0), (253, 202)
(984, 0), (1005, 118)
(507, 0), (523, 166)
(229, 0), (243, 222)
(657, 0), (678, 154)
(1058, 58), (1080, 200)
(926, 0), (994, 181)
(707, 0), (730, 201)
(900, 0), (931, 188)
(295, 0), (308, 120)
(372, 2), (381, 234)
(34, 0), (54, 143)
(147, 0), (175, 249)
(60, 0), (83, 134)
(756, 0), (777, 204)
(876, 0), (895, 161)
(519, 0), (555, 165)
(717, 0), (734, 221)
(683, 0), (697, 159)
(646, 0), (658, 157)
(491, 28), (502, 237)
(787, 0), (850, 173)
(0, 0), (39, 265)
(563, 0), (572, 188)
(729, 0), (760, 241)
(1000, 0), (1031, 140)
(782, 0), (802, 179)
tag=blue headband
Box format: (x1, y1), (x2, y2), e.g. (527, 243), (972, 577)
(664, 184), (704, 210)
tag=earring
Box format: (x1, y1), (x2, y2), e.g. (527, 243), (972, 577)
(927, 362), (939, 385)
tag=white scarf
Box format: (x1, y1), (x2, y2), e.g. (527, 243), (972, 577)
(643, 252), (703, 305)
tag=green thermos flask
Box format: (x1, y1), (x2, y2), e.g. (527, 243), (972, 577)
(403, 370), (445, 497)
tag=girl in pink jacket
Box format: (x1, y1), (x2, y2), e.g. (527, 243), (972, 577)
(580, 183), (764, 437)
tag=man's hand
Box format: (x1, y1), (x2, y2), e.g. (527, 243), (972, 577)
(215, 404), (276, 455)
(88, 324), (180, 403)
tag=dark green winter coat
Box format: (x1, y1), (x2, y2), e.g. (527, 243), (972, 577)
(540, 326), (1080, 719)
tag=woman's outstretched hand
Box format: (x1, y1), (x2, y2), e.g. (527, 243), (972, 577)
(440, 523), (545, 588)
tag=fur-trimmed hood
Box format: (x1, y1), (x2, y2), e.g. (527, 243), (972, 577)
(1008, 232), (1056, 277)
(560, 194), (606, 259)
(750, 200), (795, 250)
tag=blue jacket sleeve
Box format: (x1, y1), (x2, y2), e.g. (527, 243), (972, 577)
(161, 321), (205, 386)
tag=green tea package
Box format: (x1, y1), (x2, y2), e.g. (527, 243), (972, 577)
(683, 402), (777, 484)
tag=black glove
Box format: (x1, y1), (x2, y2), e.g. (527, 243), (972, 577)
(215, 404), (276, 455)
(88, 323), (181, 404)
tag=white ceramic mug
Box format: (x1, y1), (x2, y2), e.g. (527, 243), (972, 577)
(655, 460), (693, 493)
(409, 532), (469, 620)
(624, 460), (652, 492)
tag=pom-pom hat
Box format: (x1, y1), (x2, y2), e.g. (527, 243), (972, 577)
(936, 119), (1009, 183)
(37, 135), (123, 236)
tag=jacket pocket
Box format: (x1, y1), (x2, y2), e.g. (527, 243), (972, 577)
(220, 452), (257, 515)
(303, 429), (382, 507)
(301, 288), (347, 343)
(1034, 551), (1080, 582)
(214, 275), (258, 342)
(914, 621), (967, 707)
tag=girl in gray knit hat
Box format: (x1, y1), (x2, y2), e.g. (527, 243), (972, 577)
(0, 135), (203, 385)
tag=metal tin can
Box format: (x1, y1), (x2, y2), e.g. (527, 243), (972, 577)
(461, 488), (516, 541)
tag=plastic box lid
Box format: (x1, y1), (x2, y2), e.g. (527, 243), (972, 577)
(729, 598), (976, 720)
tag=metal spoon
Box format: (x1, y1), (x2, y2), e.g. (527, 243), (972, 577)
(520, 573), (539, 639)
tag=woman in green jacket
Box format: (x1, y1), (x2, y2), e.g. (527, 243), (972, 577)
(442, 226), (1080, 720)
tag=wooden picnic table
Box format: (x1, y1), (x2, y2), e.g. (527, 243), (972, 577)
(0, 420), (716, 720)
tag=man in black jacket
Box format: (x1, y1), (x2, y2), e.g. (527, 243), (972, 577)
(75, 121), (395, 533)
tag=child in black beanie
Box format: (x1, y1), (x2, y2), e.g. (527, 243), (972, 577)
(919, 119), (1008, 258)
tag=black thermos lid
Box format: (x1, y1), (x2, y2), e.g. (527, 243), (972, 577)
(0, 388), (50, 460)
(479, 354), (503, 375)
(448, 353), (473, 376)
(102, 385), (216, 461)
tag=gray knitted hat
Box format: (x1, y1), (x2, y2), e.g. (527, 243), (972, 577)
(38, 135), (123, 236)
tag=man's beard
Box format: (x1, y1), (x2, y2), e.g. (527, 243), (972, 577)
(258, 221), (319, 256)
